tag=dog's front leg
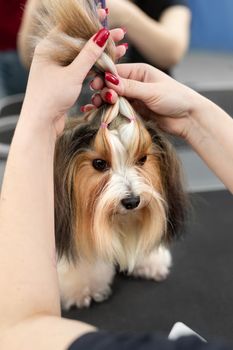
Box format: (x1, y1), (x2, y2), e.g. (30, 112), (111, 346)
(57, 258), (115, 309)
(131, 246), (172, 282)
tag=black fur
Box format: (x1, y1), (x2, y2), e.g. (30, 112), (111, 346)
(54, 122), (98, 260)
(146, 123), (188, 241)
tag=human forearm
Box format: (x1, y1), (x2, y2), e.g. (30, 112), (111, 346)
(0, 115), (60, 330)
(118, 3), (190, 68)
(187, 95), (233, 193)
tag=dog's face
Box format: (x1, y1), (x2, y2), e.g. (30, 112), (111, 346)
(54, 109), (187, 271)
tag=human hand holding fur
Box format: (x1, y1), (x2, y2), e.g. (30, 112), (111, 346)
(90, 62), (206, 140)
(90, 62), (233, 193)
(21, 26), (126, 138)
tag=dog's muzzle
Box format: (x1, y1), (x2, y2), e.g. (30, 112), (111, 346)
(121, 195), (140, 210)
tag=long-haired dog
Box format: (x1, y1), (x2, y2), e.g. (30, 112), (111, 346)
(31, 0), (188, 309)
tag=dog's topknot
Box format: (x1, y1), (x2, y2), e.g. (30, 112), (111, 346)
(31, 0), (142, 140)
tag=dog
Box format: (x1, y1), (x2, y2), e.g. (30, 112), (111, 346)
(54, 98), (187, 309)
(30, 0), (187, 309)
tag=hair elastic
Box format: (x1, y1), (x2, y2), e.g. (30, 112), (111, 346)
(101, 122), (108, 128)
(129, 116), (136, 123)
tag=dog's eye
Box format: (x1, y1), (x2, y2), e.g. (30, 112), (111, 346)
(92, 159), (109, 172)
(137, 155), (147, 166)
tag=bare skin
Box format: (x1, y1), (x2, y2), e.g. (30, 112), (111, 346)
(106, 0), (191, 68)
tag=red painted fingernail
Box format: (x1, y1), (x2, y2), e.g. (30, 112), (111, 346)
(80, 106), (85, 113)
(93, 28), (110, 47)
(121, 27), (127, 34)
(105, 92), (112, 103)
(105, 8), (109, 14)
(121, 43), (129, 50)
(105, 72), (119, 85)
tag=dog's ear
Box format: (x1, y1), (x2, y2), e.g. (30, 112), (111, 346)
(54, 128), (77, 261)
(147, 122), (189, 241)
(54, 121), (98, 261)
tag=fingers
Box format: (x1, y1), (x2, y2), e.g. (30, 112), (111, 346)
(91, 93), (102, 108)
(90, 76), (105, 91)
(115, 63), (167, 83)
(106, 75), (153, 102)
(110, 28), (128, 60)
(81, 88), (118, 111)
(115, 44), (128, 60)
(100, 88), (118, 104)
(69, 28), (110, 83)
(110, 28), (125, 43)
(97, 8), (107, 22)
(68, 27), (127, 84)
(88, 73), (155, 110)
(92, 70), (154, 103)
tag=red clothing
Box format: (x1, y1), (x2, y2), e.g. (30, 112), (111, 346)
(0, 0), (27, 51)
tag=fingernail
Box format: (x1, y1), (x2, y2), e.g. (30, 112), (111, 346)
(105, 91), (112, 103)
(91, 93), (99, 105)
(86, 105), (96, 111)
(93, 28), (110, 47)
(121, 27), (127, 34)
(105, 72), (119, 85)
(80, 106), (85, 113)
(121, 43), (129, 50)
(89, 80), (95, 91)
(105, 8), (109, 14)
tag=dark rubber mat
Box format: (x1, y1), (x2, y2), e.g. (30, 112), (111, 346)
(63, 190), (233, 342)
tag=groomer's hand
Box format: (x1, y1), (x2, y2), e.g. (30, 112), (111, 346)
(21, 27), (126, 137)
(89, 63), (205, 139)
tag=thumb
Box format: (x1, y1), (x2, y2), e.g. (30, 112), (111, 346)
(105, 75), (156, 104)
(69, 28), (110, 83)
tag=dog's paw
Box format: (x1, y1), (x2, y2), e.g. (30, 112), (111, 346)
(132, 246), (172, 282)
(62, 284), (112, 310)
(92, 285), (112, 303)
(58, 259), (115, 310)
(62, 286), (92, 310)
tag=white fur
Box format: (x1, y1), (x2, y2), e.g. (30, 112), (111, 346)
(58, 246), (172, 309)
(132, 246), (172, 281)
(58, 258), (115, 309)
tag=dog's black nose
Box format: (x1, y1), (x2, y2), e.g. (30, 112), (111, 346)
(121, 195), (140, 210)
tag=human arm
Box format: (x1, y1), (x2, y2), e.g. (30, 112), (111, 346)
(0, 30), (112, 350)
(106, 0), (191, 68)
(89, 63), (233, 193)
